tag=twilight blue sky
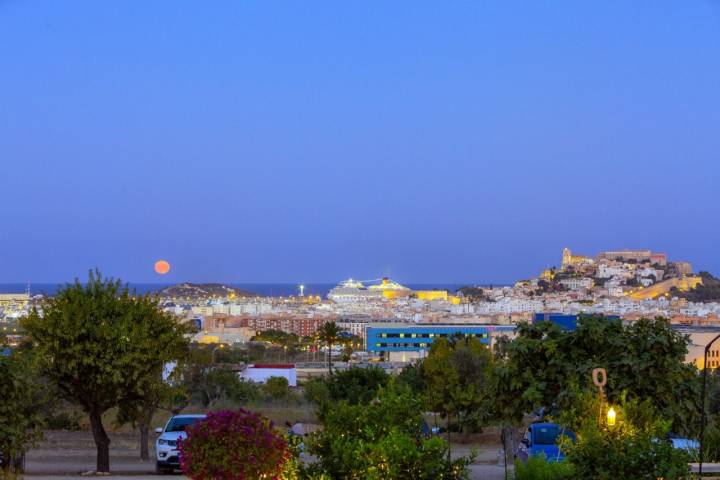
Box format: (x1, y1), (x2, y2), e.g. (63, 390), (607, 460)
(1, 1), (719, 284)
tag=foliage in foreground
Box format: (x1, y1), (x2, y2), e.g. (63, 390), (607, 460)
(0, 351), (50, 475)
(179, 409), (290, 480)
(304, 366), (390, 419)
(422, 336), (494, 433)
(561, 393), (691, 480)
(493, 316), (700, 435)
(306, 384), (472, 480)
(514, 456), (575, 480)
(21, 270), (191, 472)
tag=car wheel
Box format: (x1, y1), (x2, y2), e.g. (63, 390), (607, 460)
(155, 462), (168, 475)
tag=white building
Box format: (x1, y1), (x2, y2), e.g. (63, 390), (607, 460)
(597, 265), (632, 279)
(337, 321), (368, 338)
(559, 277), (595, 291)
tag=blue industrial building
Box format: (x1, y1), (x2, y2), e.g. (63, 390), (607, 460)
(366, 323), (516, 361)
(533, 313), (621, 331)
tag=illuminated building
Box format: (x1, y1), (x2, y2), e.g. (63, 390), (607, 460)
(415, 290), (448, 301)
(597, 249), (667, 266)
(366, 323), (515, 362)
(561, 248), (594, 269)
(540, 269), (555, 280)
(676, 326), (720, 370)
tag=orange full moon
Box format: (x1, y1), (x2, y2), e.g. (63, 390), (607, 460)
(154, 260), (171, 275)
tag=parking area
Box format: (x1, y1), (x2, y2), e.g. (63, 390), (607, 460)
(23, 430), (511, 480)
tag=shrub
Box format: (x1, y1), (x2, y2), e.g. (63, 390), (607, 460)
(178, 409), (290, 480)
(702, 424), (720, 462)
(307, 384), (472, 479)
(0, 352), (49, 474)
(303, 377), (330, 406)
(562, 396), (692, 480)
(201, 369), (261, 405)
(515, 456), (575, 480)
(325, 367), (390, 405)
(567, 422), (691, 479)
(264, 376), (290, 400)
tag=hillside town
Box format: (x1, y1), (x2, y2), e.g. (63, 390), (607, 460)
(3, 248), (719, 352)
(153, 248), (719, 345)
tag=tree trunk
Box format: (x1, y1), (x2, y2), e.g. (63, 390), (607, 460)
(139, 424), (150, 461)
(139, 407), (154, 461)
(13, 452), (25, 474)
(447, 415), (452, 462)
(89, 409), (111, 473)
(2, 450), (10, 478)
(328, 341), (333, 375)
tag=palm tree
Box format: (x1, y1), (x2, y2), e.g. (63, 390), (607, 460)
(317, 321), (342, 375)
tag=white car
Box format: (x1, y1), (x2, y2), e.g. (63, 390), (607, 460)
(155, 414), (206, 474)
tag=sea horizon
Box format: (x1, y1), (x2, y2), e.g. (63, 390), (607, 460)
(0, 282), (509, 298)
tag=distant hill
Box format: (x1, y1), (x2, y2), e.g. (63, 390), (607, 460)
(158, 283), (257, 299)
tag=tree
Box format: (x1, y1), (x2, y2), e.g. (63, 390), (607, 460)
(116, 371), (179, 461)
(325, 366), (390, 404)
(456, 287), (487, 302)
(21, 271), (191, 473)
(264, 376), (290, 400)
(316, 321), (342, 374)
(0, 351), (50, 476)
(251, 329), (299, 347)
(306, 367), (391, 420)
(423, 337), (494, 433)
(493, 316), (700, 435)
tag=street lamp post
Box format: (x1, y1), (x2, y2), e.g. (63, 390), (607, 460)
(699, 333), (720, 476)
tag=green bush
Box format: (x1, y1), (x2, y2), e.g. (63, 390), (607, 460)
(303, 376), (330, 406)
(561, 396), (692, 480)
(515, 456), (575, 480)
(264, 376), (290, 400)
(0, 351), (50, 474)
(702, 424), (720, 462)
(567, 423), (691, 479)
(307, 384), (472, 479)
(325, 367), (390, 405)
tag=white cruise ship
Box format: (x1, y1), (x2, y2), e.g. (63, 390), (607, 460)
(327, 277), (411, 303)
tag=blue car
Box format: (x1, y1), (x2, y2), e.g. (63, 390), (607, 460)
(515, 423), (576, 463)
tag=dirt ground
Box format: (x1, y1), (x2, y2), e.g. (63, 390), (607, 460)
(23, 430), (512, 480)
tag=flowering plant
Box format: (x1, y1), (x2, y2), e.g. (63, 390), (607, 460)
(179, 409), (290, 479)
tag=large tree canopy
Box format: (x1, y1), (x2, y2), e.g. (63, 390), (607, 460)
(493, 316), (699, 434)
(22, 271), (191, 472)
(423, 336), (494, 432)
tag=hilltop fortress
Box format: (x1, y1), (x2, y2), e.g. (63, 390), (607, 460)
(549, 247), (698, 299)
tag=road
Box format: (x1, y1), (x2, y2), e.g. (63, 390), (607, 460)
(23, 430), (512, 480)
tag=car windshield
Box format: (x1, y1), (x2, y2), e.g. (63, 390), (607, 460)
(165, 417), (203, 432)
(534, 425), (575, 445)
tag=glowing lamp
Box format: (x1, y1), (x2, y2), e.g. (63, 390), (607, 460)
(607, 407), (616, 426)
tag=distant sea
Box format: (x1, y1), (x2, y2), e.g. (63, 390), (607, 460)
(0, 282), (496, 298)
